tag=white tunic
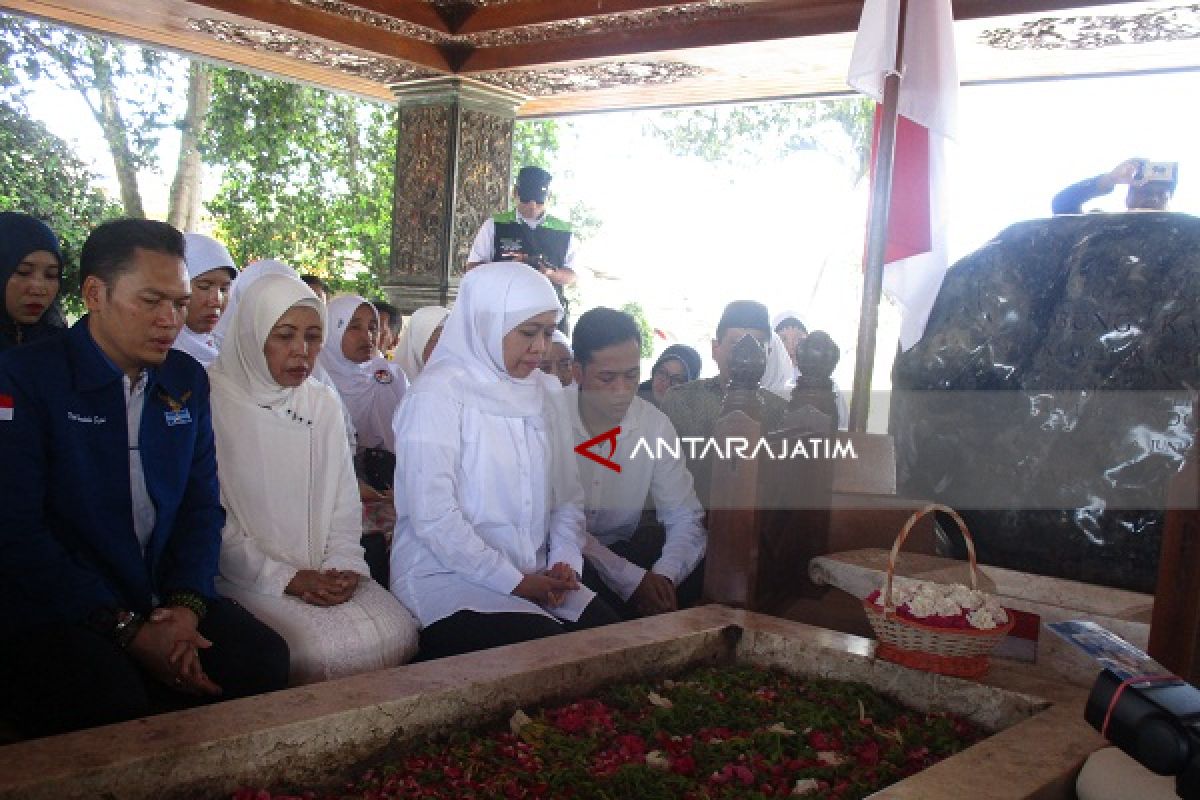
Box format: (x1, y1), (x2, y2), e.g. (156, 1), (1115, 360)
(387, 262), (593, 629)
(388, 373), (592, 627)
(568, 390), (707, 600)
(210, 274), (417, 685)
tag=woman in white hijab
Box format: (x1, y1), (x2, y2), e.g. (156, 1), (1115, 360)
(319, 295), (408, 582)
(213, 259), (357, 447)
(393, 305), (449, 383)
(539, 329), (575, 387)
(172, 233), (237, 367)
(318, 295), (408, 454)
(210, 273), (418, 685)
(390, 262), (618, 660)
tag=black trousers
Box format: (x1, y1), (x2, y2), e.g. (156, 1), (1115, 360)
(581, 523), (705, 621)
(417, 596), (620, 662)
(0, 597), (289, 739)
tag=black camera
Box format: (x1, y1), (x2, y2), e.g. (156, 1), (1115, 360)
(1086, 668), (1200, 799)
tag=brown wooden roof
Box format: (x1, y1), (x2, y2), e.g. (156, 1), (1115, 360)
(2, 1), (1197, 112)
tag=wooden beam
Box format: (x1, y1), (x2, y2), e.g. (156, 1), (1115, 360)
(457, 0), (1143, 75)
(458, 1), (861, 73)
(0, 0), (394, 100)
(456, 0), (736, 34)
(189, 0), (453, 72)
(328, 0), (452, 34)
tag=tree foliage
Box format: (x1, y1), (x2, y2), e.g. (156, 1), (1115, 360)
(0, 13), (178, 217)
(644, 98), (875, 184)
(620, 301), (655, 358)
(0, 100), (123, 314)
(202, 69), (396, 283)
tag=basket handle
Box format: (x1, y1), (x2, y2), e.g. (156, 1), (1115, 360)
(883, 503), (978, 612)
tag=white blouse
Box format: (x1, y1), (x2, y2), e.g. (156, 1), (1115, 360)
(388, 382), (592, 627)
(215, 379), (368, 595)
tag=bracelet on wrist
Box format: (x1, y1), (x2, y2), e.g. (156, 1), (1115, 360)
(165, 591), (209, 621)
(113, 610), (144, 649)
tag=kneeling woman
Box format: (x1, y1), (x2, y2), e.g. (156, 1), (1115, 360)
(210, 274), (418, 685)
(390, 262), (618, 660)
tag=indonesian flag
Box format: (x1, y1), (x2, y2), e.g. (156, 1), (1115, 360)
(0, 393), (13, 422)
(847, 0), (959, 351)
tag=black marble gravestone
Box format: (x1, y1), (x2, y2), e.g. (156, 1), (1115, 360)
(891, 212), (1200, 592)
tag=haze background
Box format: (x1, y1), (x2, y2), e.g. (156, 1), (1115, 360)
(21, 68), (1200, 427)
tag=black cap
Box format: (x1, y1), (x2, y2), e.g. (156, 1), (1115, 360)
(716, 300), (771, 339)
(516, 166), (552, 203)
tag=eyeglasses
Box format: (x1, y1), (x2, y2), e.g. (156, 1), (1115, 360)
(653, 368), (689, 386)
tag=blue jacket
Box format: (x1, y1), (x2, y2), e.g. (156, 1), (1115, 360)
(0, 319), (224, 638)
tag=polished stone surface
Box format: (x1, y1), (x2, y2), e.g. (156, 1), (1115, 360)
(0, 606), (1105, 800)
(891, 212), (1200, 593)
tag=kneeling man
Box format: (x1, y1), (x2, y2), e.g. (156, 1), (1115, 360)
(569, 307), (706, 618)
(0, 219), (289, 738)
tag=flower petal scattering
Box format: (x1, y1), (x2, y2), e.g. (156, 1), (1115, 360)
(232, 665), (985, 799)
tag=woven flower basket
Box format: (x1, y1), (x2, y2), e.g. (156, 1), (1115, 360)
(863, 504), (1014, 679)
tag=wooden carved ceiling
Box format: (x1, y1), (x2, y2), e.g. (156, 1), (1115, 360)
(1, 0), (1198, 114)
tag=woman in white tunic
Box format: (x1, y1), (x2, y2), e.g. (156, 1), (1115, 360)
(318, 295), (409, 583)
(393, 305), (449, 383)
(210, 274), (418, 685)
(389, 262), (619, 660)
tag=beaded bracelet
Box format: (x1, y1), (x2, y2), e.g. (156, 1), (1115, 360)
(166, 591), (209, 621)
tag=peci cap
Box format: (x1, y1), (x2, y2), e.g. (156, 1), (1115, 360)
(717, 300), (771, 339)
(516, 166), (553, 203)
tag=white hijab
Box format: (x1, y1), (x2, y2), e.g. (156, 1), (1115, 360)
(318, 294), (408, 452)
(394, 305), (449, 383)
(209, 273), (326, 409)
(405, 261), (579, 549)
(209, 273), (362, 576)
(761, 330), (796, 400)
(551, 329), (572, 355)
(417, 262), (563, 416)
(174, 232), (238, 367)
(211, 258), (298, 352)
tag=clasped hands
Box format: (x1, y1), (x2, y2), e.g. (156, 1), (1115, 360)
(129, 606), (222, 696)
(512, 561), (580, 608)
(286, 569), (361, 607)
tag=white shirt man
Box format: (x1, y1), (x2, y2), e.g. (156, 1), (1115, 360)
(568, 307), (706, 617)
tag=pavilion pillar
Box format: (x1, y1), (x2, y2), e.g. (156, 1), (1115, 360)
(385, 78), (525, 311)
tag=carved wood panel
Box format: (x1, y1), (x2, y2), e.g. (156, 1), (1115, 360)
(391, 103), (452, 281)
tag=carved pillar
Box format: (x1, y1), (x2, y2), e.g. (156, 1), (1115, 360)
(386, 78), (525, 312)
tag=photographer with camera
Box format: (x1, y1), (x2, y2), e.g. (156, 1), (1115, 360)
(466, 165), (578, 331)
(1052, 157), (1179, 215)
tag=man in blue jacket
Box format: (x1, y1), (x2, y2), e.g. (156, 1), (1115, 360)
(0, 218), (288, 738)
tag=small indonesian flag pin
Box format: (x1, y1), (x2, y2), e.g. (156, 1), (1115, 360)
(0, 393), (13, 422)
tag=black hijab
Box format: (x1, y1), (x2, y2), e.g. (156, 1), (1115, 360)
(0, 212), (66, 351)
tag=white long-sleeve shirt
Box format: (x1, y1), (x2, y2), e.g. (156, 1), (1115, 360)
(568, 389), (707, 601)
(389, 383), (592, 626)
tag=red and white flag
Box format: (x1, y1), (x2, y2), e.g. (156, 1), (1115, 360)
(848, 0), (959, 351)
(0, 393), (13, 422)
